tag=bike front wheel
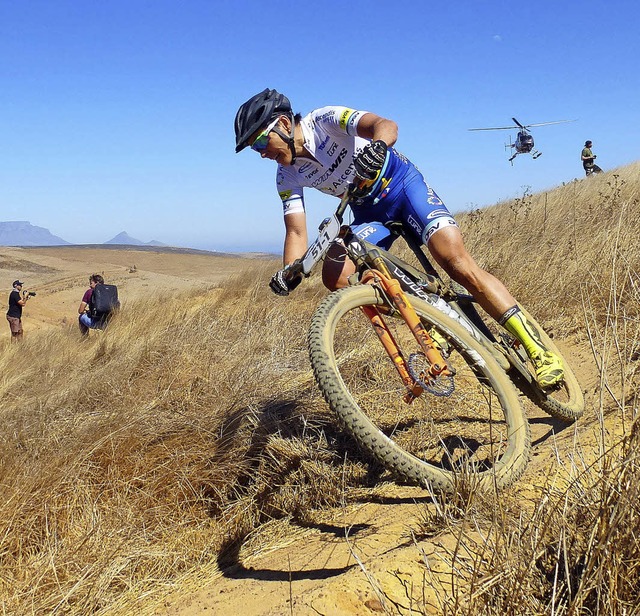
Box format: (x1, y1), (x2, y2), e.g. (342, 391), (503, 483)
(308, 285), (531, 493)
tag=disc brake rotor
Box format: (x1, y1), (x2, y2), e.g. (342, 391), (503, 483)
(408, 352), (455, 397)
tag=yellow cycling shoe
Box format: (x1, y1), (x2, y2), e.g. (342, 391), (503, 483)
(531, 351), (565, 388)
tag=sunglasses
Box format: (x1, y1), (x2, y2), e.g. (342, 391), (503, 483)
(250, 117), (281, 153)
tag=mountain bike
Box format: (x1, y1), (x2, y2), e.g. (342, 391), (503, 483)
(281, 188), (583, 493)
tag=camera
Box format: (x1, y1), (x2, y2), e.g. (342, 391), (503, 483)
(22, 290), (36, 298)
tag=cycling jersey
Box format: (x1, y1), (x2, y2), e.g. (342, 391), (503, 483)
(275, 105), (457, 246)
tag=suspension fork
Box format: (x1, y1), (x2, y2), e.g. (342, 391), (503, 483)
(359, 262), (452, 401)
(360, 304), (424, 402)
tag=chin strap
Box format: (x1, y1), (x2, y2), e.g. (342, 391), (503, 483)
(272, 113), (297, 164)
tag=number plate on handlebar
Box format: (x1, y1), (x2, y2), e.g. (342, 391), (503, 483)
(301, 214), (342, 275)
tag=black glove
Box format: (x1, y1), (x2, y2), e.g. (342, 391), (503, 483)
(353, 140), (388, 181)
(269, 267), (302, 296)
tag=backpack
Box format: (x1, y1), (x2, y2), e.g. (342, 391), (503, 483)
(89, 284), (120, 321)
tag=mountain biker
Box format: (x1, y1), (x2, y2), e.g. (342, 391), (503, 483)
(234, 88), (564, 388)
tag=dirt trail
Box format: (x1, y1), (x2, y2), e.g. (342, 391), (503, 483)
(152, 336), (602, 616)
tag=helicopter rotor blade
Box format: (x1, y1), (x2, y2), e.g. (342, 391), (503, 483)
(468, 125), (517, 131)
(522, 119), (577, 128)
(512, 117), (526, 129)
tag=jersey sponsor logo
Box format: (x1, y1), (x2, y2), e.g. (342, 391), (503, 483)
(327, 141), (338, 156)
(426, 186), (444, 206)
(355, 225), (376, 240)
(393, 149), (408, 164)
(312, 147), (349, 187)
(426, 208), (451, 220)
(315, 110), (335, 123)
(318, 135), (331, 151)
(278, 189), (292, 201)
(423, 218), (457, 242)
(331, 165), (354, 190)
(339, 108), (355, 131)
(406, 214), (423, 235)
(298, 162), (313, 174)
(347, 113), (359, 133)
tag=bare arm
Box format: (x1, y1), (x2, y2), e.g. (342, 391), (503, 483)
(78, 300), (88, 315)
(282, 211), (308, 266)
(355, 112), (398, 147)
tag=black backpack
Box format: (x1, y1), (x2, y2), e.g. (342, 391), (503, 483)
(89, 284), (120, 321)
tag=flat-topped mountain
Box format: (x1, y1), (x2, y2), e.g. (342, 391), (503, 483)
(0, 221), (71, 246)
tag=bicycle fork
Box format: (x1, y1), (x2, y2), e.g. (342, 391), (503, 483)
(360, 265), (453, 403)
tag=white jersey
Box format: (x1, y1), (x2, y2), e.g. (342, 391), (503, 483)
(276, 106), (370, 215)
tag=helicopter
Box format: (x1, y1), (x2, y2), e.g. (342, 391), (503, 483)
(468, 117), (575, 164)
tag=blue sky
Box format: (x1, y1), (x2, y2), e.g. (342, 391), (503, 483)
(2, 1), (639, 252)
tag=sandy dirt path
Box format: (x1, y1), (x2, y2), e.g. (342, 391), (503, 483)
(151, 336), (602, 616)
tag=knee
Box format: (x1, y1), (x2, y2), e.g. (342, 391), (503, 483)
(322, 264), (351, 290)
(322, 245), (355, 290)
(440, 253), (479, 286)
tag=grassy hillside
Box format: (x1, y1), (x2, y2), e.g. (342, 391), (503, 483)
(1, 164), (639, 614)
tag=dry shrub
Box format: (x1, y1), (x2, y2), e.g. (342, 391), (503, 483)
(457, 162), (640, 329)
(414, 166), (640, 615)
(428, 420), (640, 616)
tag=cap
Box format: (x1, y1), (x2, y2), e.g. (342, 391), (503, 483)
(12, 280), (24, 287)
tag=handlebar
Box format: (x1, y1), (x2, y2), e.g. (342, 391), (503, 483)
(285, 185), (360, 282)
(281, 178), (381, 285)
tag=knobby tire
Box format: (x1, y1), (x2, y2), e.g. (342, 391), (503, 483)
(449, 281), (584, 422)
(308, 285), (531, 493)
(516, 306), (585, 421)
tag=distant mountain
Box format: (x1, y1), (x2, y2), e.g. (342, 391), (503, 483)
(103, 231), (168, 247)
(0, 221), (71, 246)
(104, 231), (145, 245)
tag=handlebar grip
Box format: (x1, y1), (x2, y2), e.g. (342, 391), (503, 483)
(284, 260), (304, 280)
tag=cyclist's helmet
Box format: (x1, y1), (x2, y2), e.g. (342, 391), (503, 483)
(234, 88), (292, 153)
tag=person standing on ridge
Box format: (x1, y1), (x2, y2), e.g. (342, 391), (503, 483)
(581, 140), (602, 176)
(234, 88), (565, 388)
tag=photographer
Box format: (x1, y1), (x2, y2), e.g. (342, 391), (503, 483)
(6, 280), (34, 342)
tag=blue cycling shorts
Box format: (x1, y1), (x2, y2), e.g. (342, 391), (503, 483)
(350, 151), (458, 249)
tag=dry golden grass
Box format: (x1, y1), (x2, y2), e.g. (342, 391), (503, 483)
(0, 163), (639, 614)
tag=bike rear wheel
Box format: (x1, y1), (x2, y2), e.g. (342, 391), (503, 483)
(514, 306), (585, 421)
(454, 294), (585, 422)
(308, 285), (531, 493)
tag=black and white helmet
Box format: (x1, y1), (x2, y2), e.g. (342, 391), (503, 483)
(234, 88), (292, 153)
